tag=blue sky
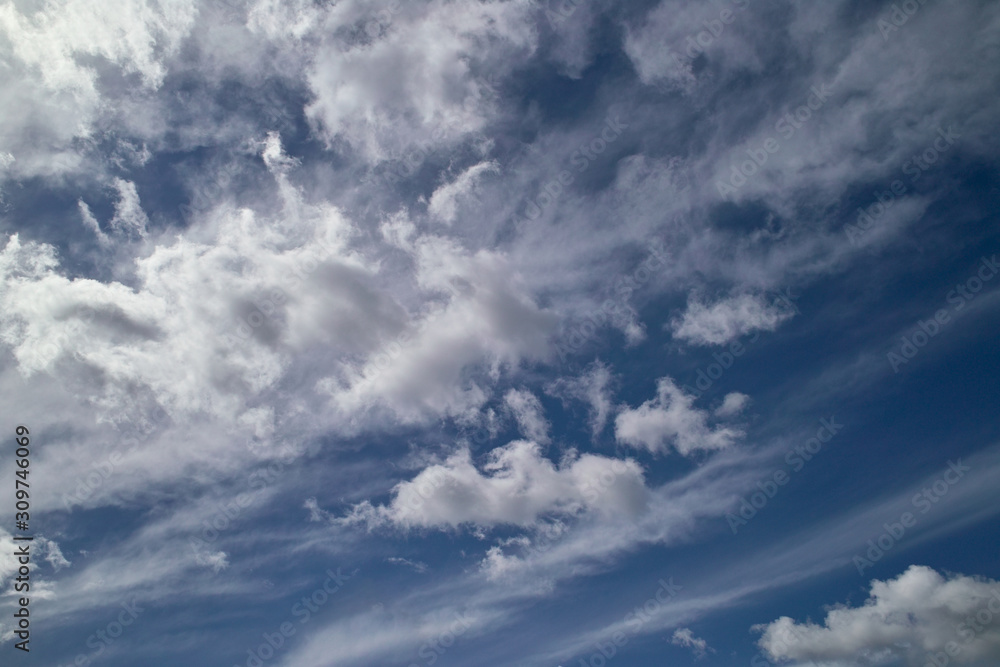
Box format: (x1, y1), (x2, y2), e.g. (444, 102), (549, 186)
(0, 1), (999, 666)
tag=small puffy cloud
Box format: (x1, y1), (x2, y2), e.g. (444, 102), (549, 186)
(42, 537), (72, 571)
(715, 392), (750, 418)
(671, 627), (712, 659)
(755, 565), (1000, 666)
(261, 131), (301, 174)
(670, 293), (794, 347)
(343, 440), (648, 530)
(615, 378), (744, 455)
(504, 388), (550, 445)
(193, 550), (229, 573)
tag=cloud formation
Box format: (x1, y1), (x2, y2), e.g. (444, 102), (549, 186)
(615, 378), (745, 455)
(344, 440), (648, 530)
(670, 293), (794, 347)
(756, 565), (1000, 666)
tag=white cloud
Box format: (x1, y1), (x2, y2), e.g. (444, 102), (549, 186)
(670, 293), (794, 347)
(322, 232), (558, 424)
(671, 627), (712, 659)
(756, 565), (1000, 666)
(615, 378), (744, 455)
(78, 200), (111, 247)
(715, 392), (750, 418)
(504, 388), (550, 445)
(42, 537), (72, 571)
(108, 178), (150, 239)
(0, 0), (197, 180)
(303, 0), (536, 161)
(343, 440), (648, 530)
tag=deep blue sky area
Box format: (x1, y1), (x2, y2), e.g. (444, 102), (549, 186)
(0, 2), (999, 667)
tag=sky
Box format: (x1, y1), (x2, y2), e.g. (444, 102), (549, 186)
(0, 1), (999, 666)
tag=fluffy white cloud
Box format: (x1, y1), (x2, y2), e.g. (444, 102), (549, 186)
(344, 440), (648, 529)
(756, 565), (1000, 666)
(670, 293), (794, 346)
(303, 0), (536, 161)
(322, 232), (557, 424)
(715, 391), (750, 417)
(0, 0), (197, 179)
(504, 388), (551, 445)
(615, 378), (744, 455)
